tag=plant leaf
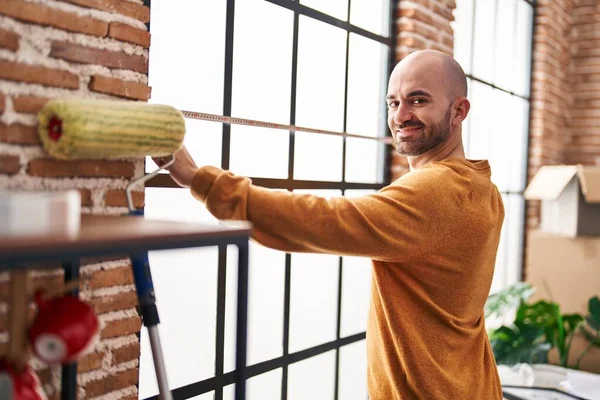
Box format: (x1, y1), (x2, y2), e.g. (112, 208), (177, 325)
(589, 296), (600, 326)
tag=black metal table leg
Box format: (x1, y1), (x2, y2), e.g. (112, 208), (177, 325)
(61, 260), (80, 400)
(234, 242), (249, 400)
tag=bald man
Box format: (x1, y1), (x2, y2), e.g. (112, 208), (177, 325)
(157, 50), (504, 399)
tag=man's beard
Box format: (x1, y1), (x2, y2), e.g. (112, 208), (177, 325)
(393, 106), (452, 156)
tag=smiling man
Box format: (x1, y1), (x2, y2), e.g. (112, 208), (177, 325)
(156, 50), (505, 399)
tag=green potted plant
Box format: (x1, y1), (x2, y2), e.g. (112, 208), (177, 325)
(485, 282), (600, 370)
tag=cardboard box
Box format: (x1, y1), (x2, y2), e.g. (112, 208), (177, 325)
(524, 165), (600, 237)
(527, 230), (600, 373)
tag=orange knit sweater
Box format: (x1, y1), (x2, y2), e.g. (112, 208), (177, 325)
(190, 158), (504, 400)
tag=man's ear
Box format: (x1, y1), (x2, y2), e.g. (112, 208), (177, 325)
(453, 97), (470, 124)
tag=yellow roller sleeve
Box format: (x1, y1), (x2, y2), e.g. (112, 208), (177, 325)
(37, 98), (186, 160)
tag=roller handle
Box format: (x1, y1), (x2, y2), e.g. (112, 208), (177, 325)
(129, 209), (160, 328)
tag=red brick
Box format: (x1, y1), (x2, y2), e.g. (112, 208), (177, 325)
(399, 20), (438, 42)
(79, 188), (93, 207)
(83, 368), (139, 398)
(100, 316), (142, 339)
(13, 95), (50, 114)
(0, 123), (40, 145)
(112, 342), (140, 365)
(83, 266), (134, 289)
(398, 35), (428, 49)
(0, 60), (79, 89)
(108, 22), (151, 48)
(0, 154), (20, 174)
(432, 1), (455, 22)
(399, 6), (434, 26)
(104, 189), (144, 208)
(0, 0), (108, 37)
(89, 75), (151, 101)
(441, 34), (454, 49)
(78, 351), (103, 373)
(58, 0), (150, 23)
(50, 41), (148, 74)
(0, 28), (18, 51)
(27, 159), (136, 178)
(88, 291), (138, 314)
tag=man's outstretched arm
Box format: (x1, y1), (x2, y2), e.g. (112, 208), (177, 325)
(156, 146), (436, 262)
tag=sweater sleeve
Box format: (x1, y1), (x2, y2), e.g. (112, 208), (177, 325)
(190, 165), (438, 262)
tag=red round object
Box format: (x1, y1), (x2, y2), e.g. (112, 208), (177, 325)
(0, 359), (48, 400)
(47, 117), (63, 142)
(28, 292), (99, 365)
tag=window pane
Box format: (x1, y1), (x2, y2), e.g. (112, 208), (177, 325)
(224, 245), (239, 373)
(296, 17), (346, 133)
(463, 78), (473, 155)
(514, 1), (533, 97)
(288, 190), (341, 352)
(488, 91), (529, 193)
(288, 351), (336, 400)
(491, 194), (509, 295)
(246, 243), (285, 366)
(466, 81), (493, 161)
(504, 195), (524, 287)
(300, 0), (348, 21)
(471, 0), (496, 82)
(341, 256), (371, 337)
(339, 341), (368, 400)
(289, 252), (339, 352)
(148, 0), (225, 113)
(223, 243), (286, 372)
(140, 247), (219, 398)
(509, 96), (530, 192)
(229, 0), (293, 178)
(345, 34), (387, 183)
(345, 138), (381, 183)
(139, 189), (220, 398)
(493, 0), (516, 91)
(223, 369), (282, 400)
(347, 34), (386, 139)
(294, 17), (347, 181)
(230, 126), (290, 178)
(294, 133), (344, 181)
(145, 118), (222, 174)
(452, 0), (474, 75)
(491, 194), (524, 294)
(350, 0), (390, 36)
(232, 0), (293, 124)
(489, 90), (511, 192)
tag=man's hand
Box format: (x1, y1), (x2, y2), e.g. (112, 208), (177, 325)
(153, 145), (198, 188)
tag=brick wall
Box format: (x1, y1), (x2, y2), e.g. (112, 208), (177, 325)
(526, 0), (575, 231)
(0, 0), (150, 398)
(525, 0), (600, 274)
(391, 0), (456, 180)
(566, 0), (600, 166)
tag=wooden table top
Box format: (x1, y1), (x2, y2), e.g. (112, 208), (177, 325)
(0, 214), (252, 265)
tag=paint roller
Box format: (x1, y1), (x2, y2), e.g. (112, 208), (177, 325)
(37, 98), (183, 400)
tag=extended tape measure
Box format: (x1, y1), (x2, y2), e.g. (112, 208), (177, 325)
(180, 110), (394, 144)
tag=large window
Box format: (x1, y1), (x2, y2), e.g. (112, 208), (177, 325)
(141, 1), (394, 399)
(453, 0), (535, 295)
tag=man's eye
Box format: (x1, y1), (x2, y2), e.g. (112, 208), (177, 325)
(387, 102), (398, 108)
(412, 98), (426, 104)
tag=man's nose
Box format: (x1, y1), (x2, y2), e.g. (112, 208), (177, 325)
(392, 103), (412, 125)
